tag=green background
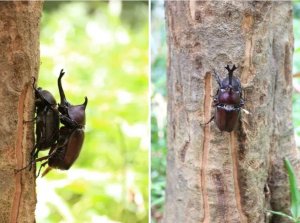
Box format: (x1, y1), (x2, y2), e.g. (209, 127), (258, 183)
(37, 2), (148, 223)
(151, 1), (166, 222)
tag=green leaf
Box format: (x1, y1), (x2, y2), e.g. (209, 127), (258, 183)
(268, 210), (295, 221)
(284, 158), (300, 219)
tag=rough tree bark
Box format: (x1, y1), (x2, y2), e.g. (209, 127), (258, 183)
(164, 1), (298, 223)
(0, 2), (43, 223)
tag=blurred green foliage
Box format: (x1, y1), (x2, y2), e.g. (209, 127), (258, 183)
(37, 2), (148, 223)
(151, 1), (166, 223)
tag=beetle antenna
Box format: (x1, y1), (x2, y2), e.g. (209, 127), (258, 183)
(213, 69), (221, 86)
(225, 65), (237, 86)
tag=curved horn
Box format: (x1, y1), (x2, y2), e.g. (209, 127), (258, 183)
(58, 69), (67, 105)
(82, 97), (88, 109)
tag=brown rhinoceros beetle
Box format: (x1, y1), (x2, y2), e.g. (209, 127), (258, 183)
(206, 65), (244, 132)
(16, 78), (60, 173)
(32, 79), (60, 159)
(36, 69), (88, 176)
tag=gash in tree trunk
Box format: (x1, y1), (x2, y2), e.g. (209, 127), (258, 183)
(0, 2), (43, 223)
(164, 1), (298, 223)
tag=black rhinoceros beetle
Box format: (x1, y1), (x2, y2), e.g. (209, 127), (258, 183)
(206, 65), (244, 132)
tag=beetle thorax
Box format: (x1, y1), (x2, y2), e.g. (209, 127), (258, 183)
(68, 105), (86, 126)
(218, 88), (241, 105)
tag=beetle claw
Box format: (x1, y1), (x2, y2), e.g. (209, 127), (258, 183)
(14, 161), (34, 173)
(36, 161), (48, 178)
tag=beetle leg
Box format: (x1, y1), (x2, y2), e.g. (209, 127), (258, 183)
(34, 154), (50, 162)
(14, 162), (33, 173)
(33, 144), (58, 165)
(35, 143), (60, 162)
(14, 143), (40, 173)
(36, 161), (48, 178)
(29, 144), (40, 171)
(59, 114), (80, 129)
(33, 146), (58, 176)
(201, 116), (215, 126)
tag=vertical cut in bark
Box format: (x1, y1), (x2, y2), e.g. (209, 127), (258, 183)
(164, 1), (297, 223)
(0, 2), (43, 223)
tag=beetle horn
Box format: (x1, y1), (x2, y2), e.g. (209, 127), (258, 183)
(225, 65), (237, 86)
(82, 97), (88, 109)
(58, 69), (68, 105)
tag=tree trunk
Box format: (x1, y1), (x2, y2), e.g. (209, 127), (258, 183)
(164, 1), (297, 223)
(0, 2), (43, 223)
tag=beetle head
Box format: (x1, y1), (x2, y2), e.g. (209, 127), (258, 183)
(57, 69), (88, 127)
(36, 89), (57, 107)
(33, 76), (56, 107)
(220, 65), (241, 92)
(32, 77), (54, 106)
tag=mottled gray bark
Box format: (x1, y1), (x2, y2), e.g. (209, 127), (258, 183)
(164, 1), (297, 223)
(0, 2), (43, 223)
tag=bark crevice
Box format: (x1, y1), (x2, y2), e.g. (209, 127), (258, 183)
(201, 71), (212, 223)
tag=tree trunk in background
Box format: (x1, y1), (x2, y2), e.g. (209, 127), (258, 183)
(0, 2), (43, 223)
(164, 1), (297, 223)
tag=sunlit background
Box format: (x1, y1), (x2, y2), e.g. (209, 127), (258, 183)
(37, 2), (148, 223)
(151, 1), (166, 223)
(151, 2), (300, 223)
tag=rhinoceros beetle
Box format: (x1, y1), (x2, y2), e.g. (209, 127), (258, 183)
(32, 79), (60, 159)
(36, 69), (88, 176)
(205, 65), (244, 132)
(16, 78), (60, 172)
